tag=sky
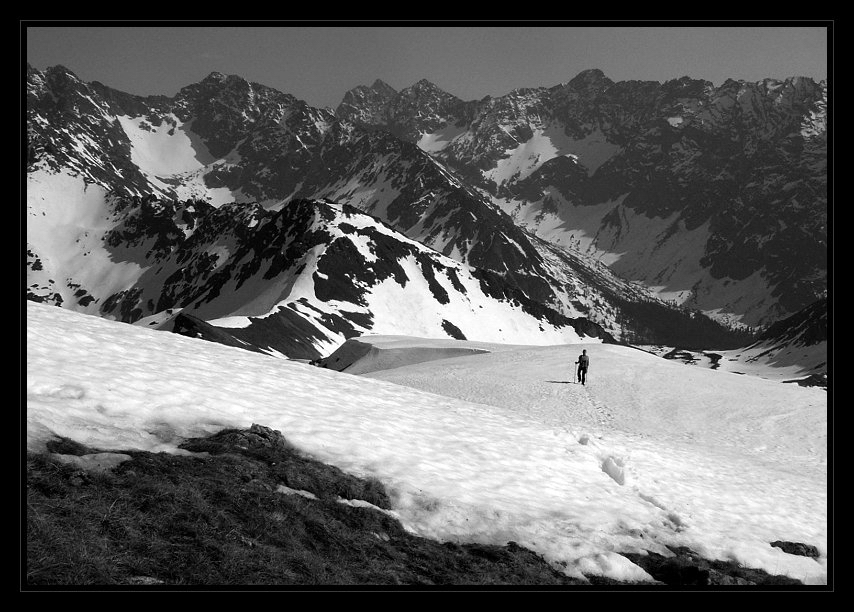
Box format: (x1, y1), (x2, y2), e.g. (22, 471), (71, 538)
(26, 300), (828, 585)
(24, 24), (829, 109)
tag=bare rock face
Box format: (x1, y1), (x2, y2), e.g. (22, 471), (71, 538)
(336, 78), (398, 126)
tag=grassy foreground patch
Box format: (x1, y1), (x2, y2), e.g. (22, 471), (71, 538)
(25, 424), (807, 588)
(25, 424), (588, 587)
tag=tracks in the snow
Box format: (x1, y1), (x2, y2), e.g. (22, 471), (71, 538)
(566, 385), (688, 534)
(577, 384), (615, 430)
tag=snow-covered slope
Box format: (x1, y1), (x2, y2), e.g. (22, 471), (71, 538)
(172, 200), (610, 357)
(27, 169), (131, 312)
(364, 341), (827, 470)
(30, 190), (612, 359)
(26, 300), (828, 584)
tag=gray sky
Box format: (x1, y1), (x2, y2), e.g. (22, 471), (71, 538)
(25, 25), (829, 109)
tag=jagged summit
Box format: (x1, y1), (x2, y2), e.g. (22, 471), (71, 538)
(412, 77), (441, 88)
(30, 64), (85, 90)
(571, 68), (608, 80)
(370, 78), (397, 94)
(195, 71), (252, 88)
(402, 78), (455, 98)
(337, 79), (398, 104)
(43, 64), (80, 78)
(566, 68), (613, 89)
(336, 79), (400, 125)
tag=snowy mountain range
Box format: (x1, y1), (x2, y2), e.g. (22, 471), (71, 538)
(115, 197), (617, 358)
(338, 69), (827, 328)
(26, 64), (825, 359)
(24, 61), (831, 587)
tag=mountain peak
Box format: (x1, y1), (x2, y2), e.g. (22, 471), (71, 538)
(370, 79), (397, 95)
(336, 79), (399, 121)
(200, 71), (250, 88)
(43, 64), (82, 81)
(400, 79), (458, 103)
(411, 78), (444, 92)
(568, 68), (611, 87)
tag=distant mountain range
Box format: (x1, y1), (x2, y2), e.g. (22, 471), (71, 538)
(336, 69), (827, 328)
(26, 64), (826, 360)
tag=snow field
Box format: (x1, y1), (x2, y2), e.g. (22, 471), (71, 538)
(417, 123), (468, 152)
(26, 302), (827, 584)
(367, 343), (826, 476)
(359, 255), (582, 344)
(366, 342), (827, 583)
(115, 115), (237, 206)
(481, 124), (621, 187)
(116, 115), (214, 176)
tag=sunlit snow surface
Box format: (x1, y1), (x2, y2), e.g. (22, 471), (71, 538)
(482, 126), (621, 186)
(115, 115), (236, 206)
(26, 302), (828, 584)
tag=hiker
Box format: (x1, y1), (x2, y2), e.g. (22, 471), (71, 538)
(575, 349), (590, 385)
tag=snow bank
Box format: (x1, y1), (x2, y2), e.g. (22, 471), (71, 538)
(318, 336), (491, 374)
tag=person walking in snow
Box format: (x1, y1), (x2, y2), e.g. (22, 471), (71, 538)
(575, 349), (590, 385)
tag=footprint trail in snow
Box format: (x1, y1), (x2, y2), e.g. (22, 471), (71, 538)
(568, 383), (689, 535)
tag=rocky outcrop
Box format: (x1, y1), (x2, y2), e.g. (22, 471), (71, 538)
(622, 545), (804, 586)
(771, 540), (821, 558)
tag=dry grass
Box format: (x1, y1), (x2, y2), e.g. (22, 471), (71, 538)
(25, 425), (586, 587)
